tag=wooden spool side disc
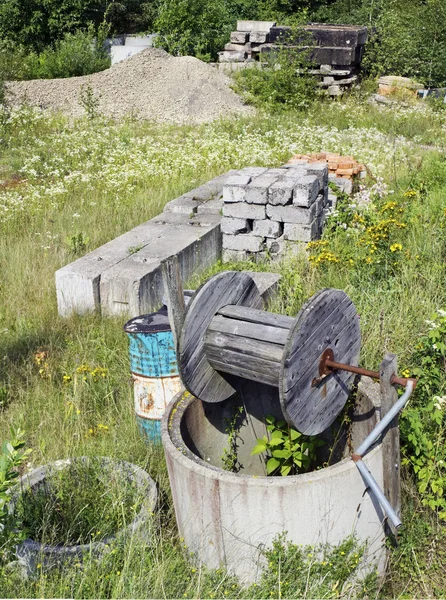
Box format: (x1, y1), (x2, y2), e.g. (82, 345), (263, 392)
(178, 271), (263, 403)
(280, 288), (361, 436)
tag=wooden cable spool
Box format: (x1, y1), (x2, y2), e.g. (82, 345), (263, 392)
(178, 271), (361, 435)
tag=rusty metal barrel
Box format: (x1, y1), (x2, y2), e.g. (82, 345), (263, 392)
(124, 307), (182, 444)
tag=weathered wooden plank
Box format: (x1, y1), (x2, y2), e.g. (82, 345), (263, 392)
(205, 330), (284, 363)
(380, 354), (401, 531)
(161, 255), (186, 352)
(179, 271), (263, 403)
(206, 343), (281, 387)
(208, 314), (290, 346)
(206, 358), (278, 388)
(217, 305), (294, 330)
(280, 288), (361, 435)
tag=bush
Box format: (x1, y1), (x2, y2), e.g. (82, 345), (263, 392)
(154, 0), (234, 61)
(23, 27), (110, 79)
(232, 28), (317, 111)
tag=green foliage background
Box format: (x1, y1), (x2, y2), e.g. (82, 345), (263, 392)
(1, 0), (446, 82)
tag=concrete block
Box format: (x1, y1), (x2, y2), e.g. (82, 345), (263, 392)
(163, 196), (200, 214)
(266, 236), (302, 258)
(281, 166), (307, 176)
(152, 212), (191, 225)
(225, 43), (245, 52)
(237, 20), (276, 32)
(292, 176), (320, 207)
(221, 217), (250, 235)
(196, 197), (223, 215)
(223, 203), (266, 220)
(219, 51), (246, 63)
(111, 46), (145, 65)
(327, 192), (337, 209)
(223, 175), (252, 203)
(253, 219), (282, 238)
(265, 168), (288, 176)
(268, 178), (294, 205)
(223, 234), (264, 252)
(245, 174), (279, 204)
(266, 202), (317, 224)
(124, 35), (156, 47)
(245, 271), (281, 304)
(222, 249), (250, 262)
(230, 31), (249, 44)
(250, 31), (269, 43)
(240, 167), (268, 177)
(305, 163), (329, 189)
(189, 214), (222, 227)
(101, 224), (221, 316)
(283, 220), (319, 242)
(309, 46), (356, 66)
(269, 26), (292, 43)
(55, 220), (165, 316)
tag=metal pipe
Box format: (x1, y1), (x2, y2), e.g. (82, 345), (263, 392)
(351, 380), (414, 530)
(354, 458), (402, 530)
(355, 380), (414, 457)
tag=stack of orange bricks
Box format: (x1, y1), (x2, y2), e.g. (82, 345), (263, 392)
(287, 152), (367, 180)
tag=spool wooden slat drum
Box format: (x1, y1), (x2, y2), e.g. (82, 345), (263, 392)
(178, 271), (263, 402)
(178, 272), (361, 435)
(279, 288), (361, 435)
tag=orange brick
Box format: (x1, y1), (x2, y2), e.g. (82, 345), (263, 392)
(328, 162), (339, 170)
(338, 161), (354, 169)
(336, 168), (355, 176)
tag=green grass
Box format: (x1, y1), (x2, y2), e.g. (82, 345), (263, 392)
(1, 95), (446, 597)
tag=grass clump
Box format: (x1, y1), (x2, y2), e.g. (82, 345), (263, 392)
(15, 457), (145, 546)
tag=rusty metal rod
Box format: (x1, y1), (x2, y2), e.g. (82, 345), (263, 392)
(324, 358), (416, 388)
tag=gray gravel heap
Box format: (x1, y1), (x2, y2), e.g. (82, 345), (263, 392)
(5, 48), (253, 124)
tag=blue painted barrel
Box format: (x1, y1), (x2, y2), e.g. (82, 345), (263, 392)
(124, 307), (182, 444)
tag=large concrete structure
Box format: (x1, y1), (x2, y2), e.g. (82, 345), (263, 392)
(162, 380), (387, 583)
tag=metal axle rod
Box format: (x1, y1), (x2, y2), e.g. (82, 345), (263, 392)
(312, 348), (417, 388)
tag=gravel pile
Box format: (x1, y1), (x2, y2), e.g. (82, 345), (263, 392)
(5, 48), (253, 123)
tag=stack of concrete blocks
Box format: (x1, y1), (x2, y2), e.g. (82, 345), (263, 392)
(218, 20), (276, 68)
(218, 22), (367, 96)
(221, 163), (329, 262)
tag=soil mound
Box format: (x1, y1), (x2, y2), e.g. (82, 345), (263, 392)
(5, 48), (252, 124)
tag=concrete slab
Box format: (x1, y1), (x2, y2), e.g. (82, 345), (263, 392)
(100, 224), (221, 316)
(237, 20), (276, 32)
(56, 220), (166, 317)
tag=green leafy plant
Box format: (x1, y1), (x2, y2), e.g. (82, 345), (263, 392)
(79, 83), (101, 120)
(0, 427), (32, 564)
(251, 415), (324, 476)
(221, 405), (243, 472)
(249, 533), (376, 599)
(400, 308), (446, 520)
(231, 26), (317, 111)
(66, 232), (89, 254)
(127, 244), (144, 255)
